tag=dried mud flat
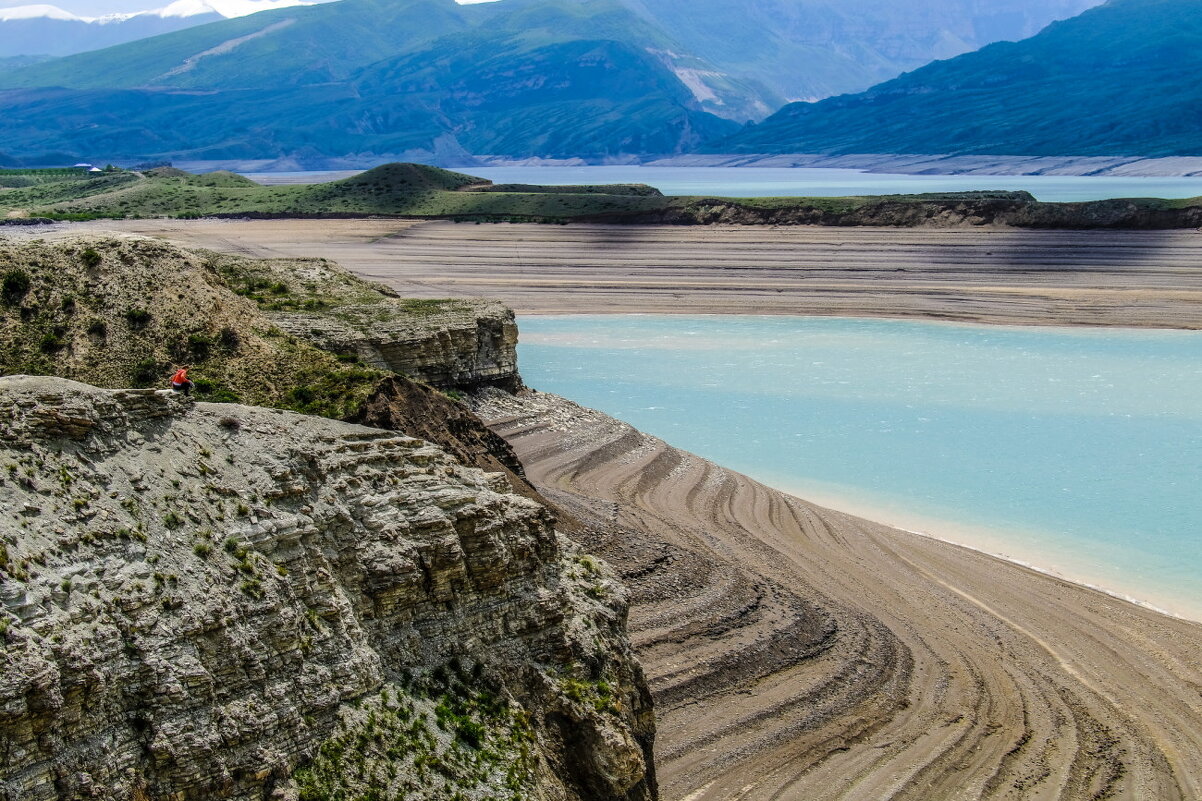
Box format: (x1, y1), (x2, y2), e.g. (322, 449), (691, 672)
(56, 218), (1202, 329)
(473, 389), (1202, 801)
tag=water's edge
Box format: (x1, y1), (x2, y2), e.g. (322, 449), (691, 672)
(518, 313), (1202, 622)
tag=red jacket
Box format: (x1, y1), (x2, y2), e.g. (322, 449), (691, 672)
(171, 369), (189, 385)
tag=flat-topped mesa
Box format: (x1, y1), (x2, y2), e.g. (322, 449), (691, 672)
(0, 376), (654, 801)
(271, 297), (522, 392)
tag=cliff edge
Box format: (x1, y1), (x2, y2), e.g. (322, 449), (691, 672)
(0, 376), (655, 801)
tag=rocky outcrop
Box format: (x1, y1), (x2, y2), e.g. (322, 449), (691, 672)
(274, 299), (521, 391)
(352, 376), (573, 523)
(0, 376), (654, 801)
(208, 251), (522, 391)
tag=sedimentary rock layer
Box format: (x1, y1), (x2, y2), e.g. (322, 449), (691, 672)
(474, 388), (1202, 801)
(0, 377), (654, 801)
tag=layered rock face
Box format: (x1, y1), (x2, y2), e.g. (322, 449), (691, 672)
(249, 258), (522, 391)
(328, 300), (520, 391)
(0, 376), (654, 801)
(216, 250), (522, 390)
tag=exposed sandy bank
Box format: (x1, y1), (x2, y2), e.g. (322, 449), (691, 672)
(49, 219), (1202, 329)
(474, 388), (1202, 801)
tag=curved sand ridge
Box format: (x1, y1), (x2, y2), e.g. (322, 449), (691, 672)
(473, 389), (1202, 801)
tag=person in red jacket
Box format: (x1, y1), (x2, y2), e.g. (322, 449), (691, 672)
(170, 366), (194, 396)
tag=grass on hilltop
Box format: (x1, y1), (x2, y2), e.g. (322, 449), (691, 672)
(3, 162), (1199, 225)
(0, 162), (671, 222)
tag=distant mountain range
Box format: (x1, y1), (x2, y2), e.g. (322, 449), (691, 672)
(715, 0), (1202, 158)
(0, 0), (1186, 163)
(0, 0), (317, 57)
(621, 0), (1101, 112)
(0, 0), (742, 162)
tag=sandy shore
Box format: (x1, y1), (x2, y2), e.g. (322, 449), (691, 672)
(57, 218), (1202, 329)
(33, 218), (1202, 798)
(474, 388), (1202, 800)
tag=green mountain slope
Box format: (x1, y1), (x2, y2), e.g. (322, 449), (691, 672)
(713, 0), (1202, 157)
(0, 0), (737, 161)
(1, 0), (469, 90)
(5, 163), (1200, 230)
(621, 0), (1100, 109)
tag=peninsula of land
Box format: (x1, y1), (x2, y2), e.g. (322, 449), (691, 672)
(3, 163), (1202, 230)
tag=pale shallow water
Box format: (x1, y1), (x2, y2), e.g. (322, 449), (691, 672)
(246, 165), (1202, 202)
(517, 315), (1202, 618)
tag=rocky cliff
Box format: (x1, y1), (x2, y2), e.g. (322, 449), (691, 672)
(271, 299), (520, 392)
(212, 251), (521, 391)
(0, 235), (521, 411)
(0, 376), (655, 801)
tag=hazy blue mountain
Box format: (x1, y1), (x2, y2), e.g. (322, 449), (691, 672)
(0, 0), (319, 58)
(619, 0), (1102, 111)
(0, 0), (738, 161)
(0, 10), (219, 57)
(0, 53), (53, 68)
(714, 0), (1202, 157)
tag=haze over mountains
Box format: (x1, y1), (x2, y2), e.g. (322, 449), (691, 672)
(0, 0), (745, 163)
(717, 0), (1202, 158)
(621, 0), (1100, 110)
(0, 0), (1193, 164)
(0, 0), (314, 57)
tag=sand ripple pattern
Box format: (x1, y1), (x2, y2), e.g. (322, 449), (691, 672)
(475, 389), (1202, 801)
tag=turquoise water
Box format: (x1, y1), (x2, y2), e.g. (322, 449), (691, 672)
(247, 166), (1202, 202)
(518, 315), (1202, 617)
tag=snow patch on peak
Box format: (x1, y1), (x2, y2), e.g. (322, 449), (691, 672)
(167, 0), (315, 17)
(0, 0), (318, 23)
(155, 0), (218, 17)
(0, 4), (82, 21)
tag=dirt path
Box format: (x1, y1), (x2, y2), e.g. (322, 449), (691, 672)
(53, 218), (1202, 328)
(473, 389), (1202, 801)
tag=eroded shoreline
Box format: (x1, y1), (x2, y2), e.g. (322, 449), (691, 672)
(473, 388), (1202, 800)
(20, 218), (1202, 798)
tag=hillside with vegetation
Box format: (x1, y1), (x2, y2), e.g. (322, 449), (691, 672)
(0, 0), (739, 162)
(621, 0), (1099, 110)
(713, 0), (1202, 157)
(0, 163), (673, 221)
(0, 0), (1112, 164)
(3, 162), (1201, 228)
(0, 234), (389, 416)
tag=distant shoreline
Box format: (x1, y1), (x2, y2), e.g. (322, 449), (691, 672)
(166, 152), (1202, 178)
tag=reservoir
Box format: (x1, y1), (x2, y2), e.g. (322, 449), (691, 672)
(245, 165), (1202, 202)
(518, 315), (1202, 618)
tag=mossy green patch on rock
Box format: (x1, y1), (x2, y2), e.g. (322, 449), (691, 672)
(295, 670), (538, 801)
